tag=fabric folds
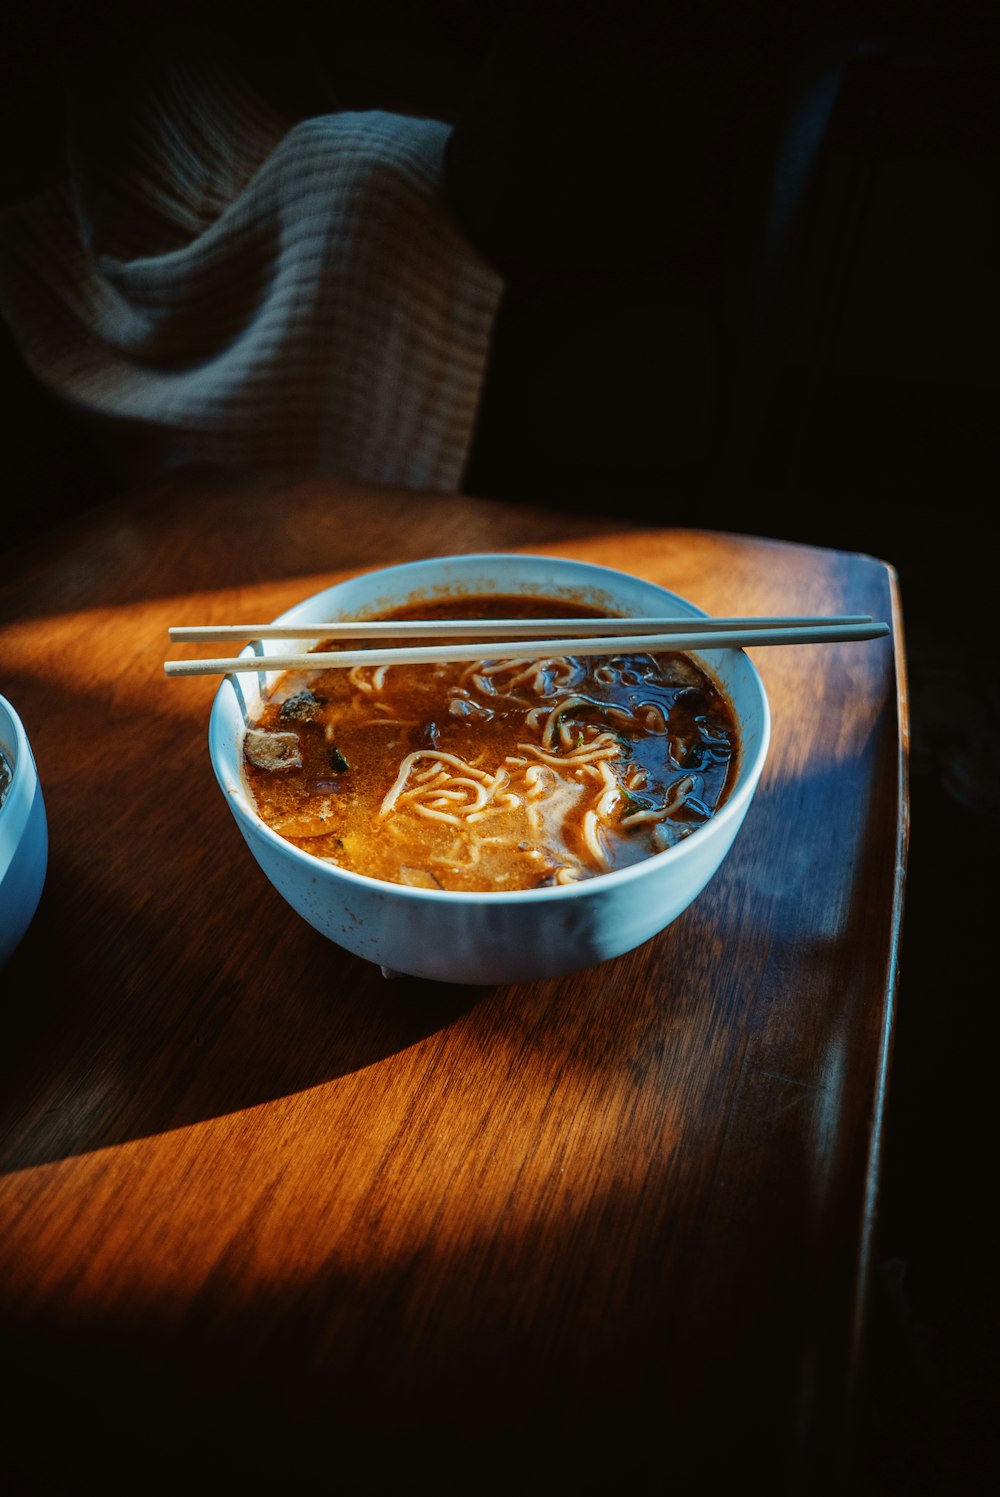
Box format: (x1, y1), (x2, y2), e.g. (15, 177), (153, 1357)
(0, 71), (504, 493)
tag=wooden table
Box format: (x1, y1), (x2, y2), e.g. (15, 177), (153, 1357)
(0, 468), (906, 1495)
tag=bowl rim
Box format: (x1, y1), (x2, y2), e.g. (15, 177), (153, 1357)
(208, 552), (772, 905)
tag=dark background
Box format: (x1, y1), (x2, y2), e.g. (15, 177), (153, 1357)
(2, 5), (997, 1490)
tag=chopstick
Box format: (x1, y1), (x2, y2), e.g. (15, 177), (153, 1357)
(163, 616), (890, 678)
(169, 613), (873, 643)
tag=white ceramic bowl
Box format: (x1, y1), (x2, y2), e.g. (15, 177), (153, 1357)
(208, 554), (770, 983)
(0, 692), (49, 967)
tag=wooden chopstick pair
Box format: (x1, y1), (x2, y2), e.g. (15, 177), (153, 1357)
(163, 614), (890, 678)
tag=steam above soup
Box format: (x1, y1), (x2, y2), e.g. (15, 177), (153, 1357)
(242, 595), (740, 892)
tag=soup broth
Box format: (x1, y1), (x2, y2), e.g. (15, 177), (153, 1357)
(242, 595), (740, 892)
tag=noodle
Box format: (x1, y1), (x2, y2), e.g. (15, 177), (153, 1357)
(620, 774), (698, 826)
(242, 593), (740, 892)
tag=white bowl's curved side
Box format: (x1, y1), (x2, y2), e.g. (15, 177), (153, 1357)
(208, 555), (771, 983)
(0, 695), (49, 967)
(230, 807), (756, 985)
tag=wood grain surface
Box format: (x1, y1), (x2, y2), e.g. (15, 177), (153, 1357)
(0, 467), (906, 1495)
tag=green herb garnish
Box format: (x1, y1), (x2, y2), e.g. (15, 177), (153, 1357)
(619, 786), (652, 812)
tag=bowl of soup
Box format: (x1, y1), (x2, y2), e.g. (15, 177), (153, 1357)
(208, 554), (770, 983)
(0, 692), (49, 967)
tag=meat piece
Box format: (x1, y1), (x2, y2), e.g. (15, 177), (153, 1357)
(244, 728), (302, 771)
(279, 690), (323, 723)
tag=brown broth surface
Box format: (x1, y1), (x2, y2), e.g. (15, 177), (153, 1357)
(243, 595), (740, 892)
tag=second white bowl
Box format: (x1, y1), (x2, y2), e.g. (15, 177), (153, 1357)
(0, 692), (49, 968)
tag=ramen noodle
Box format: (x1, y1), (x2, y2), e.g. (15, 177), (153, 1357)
(242, 595), (740, 892)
